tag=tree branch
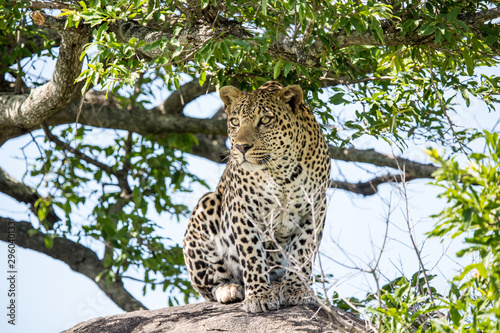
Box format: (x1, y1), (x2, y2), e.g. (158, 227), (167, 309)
(160, 79), (216, 115)
(44, 95), (437, 196)
(41, 123), (133, 198)
(0, 217), (147, 312)
(0, 23), (90, 146)
(328, 146), (438, 178)
(5, 1), (73, 10)
(29, 6), (500, 70)
(28, 1), (72, 10)
(274, 6), (500, 66)
(43, 89), (438, 189)
(329, 174), (419, 197)
(458, 6), (500, 27)
(42, 123), (115, 175)
(46, 90), (228, 136)
(0, 167), (60, 228)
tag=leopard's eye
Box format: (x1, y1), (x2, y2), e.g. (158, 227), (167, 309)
(260, 116), (272, 125)
(229, 118), (240, 127)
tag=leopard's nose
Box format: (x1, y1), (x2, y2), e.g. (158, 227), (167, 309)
(234, 144), (253, 155)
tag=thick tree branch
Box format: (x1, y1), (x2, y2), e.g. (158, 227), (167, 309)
(329, 174), (419, 197)
(5, 1), (73, 10)
(0, 217), (147, 312)
(328, 146), (438, 178)
(159, 79), (216, 115)
(43, 89), (438, 183)
(0, 25), (90, 146)
(459, 6), (500, 27)
(46, 90), (227, 136)
(29, 1), (72, 10)
(275, 6), (500, 66)
(0, 167), (60, 228)
(42, 91), (438, 196)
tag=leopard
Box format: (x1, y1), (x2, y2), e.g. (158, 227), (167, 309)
(183, 81), (331, 313)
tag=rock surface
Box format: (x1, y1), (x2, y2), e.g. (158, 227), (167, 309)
(63, 301), (369, 333)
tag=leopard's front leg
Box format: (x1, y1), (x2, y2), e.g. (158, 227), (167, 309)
(279, 213), (325, 306)
(231, 218), (280, 313)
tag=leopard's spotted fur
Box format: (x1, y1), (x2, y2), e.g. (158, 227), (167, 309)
(183, 81), (331, 312)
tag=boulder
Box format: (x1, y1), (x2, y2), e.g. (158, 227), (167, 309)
(63, 301), (370, 333)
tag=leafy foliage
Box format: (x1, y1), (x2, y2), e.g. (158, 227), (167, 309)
(365, 273), (443, 332)
(46, 0), (500, 148)
(360, 133), (500, 331)
(427, 131), (500, 332)
(31, 125), (202, 300)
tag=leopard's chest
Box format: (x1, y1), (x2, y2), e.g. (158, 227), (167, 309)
(223, 167), (311, 241)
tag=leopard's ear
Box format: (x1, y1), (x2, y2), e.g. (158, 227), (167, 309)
(220, 86), (242, 111)
(277, 85), (303, 113)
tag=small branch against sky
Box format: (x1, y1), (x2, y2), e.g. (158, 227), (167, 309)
(42, 123), (133, 198)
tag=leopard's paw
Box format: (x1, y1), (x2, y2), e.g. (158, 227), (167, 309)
(280, 285), (316, 306)
(242, 293), (280, 313)
(214, 283), (244, 304)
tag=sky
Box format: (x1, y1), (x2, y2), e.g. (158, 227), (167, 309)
(1, 55), (499, 333)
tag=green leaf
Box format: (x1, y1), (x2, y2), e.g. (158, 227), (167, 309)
(446, 8), (461, 21)
(199, 70), (207, 86)
(273, 60), (283, 80)
(94, 169), (103, 182)
(95, 21), (108, 40)
(133, 187), (142, 206)
(419, 22), (436, 36)
(221, 41), (231, 59)
(283, 62), (293, 77)
(484, 34), (498, 45)
(37, 203), (48, 221)
(462, 49), (474, 76)
(370, 19), (384, 43)
(44, 235), (54, 249)
(350, 17), (366, 34)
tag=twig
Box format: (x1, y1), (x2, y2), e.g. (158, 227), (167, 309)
(391, 149), (444, 318)
(41, 123), (132, 197)
(426, 46), (470, 159)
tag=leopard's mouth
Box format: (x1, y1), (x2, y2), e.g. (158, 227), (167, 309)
(236, 153), (272, 170)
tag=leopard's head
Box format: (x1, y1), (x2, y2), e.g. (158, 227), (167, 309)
(220, 81), (305, 171)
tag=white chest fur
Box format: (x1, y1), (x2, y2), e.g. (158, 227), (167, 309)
(246, 169), (310, 241)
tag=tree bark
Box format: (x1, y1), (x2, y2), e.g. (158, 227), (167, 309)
(0, 168), (60, 227)
(328, 147), (438, 178)
(0, 27), (89, 146)
(46, 90), (227, 136)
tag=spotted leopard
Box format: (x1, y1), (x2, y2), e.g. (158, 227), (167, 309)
(183, 81), (331, 312)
